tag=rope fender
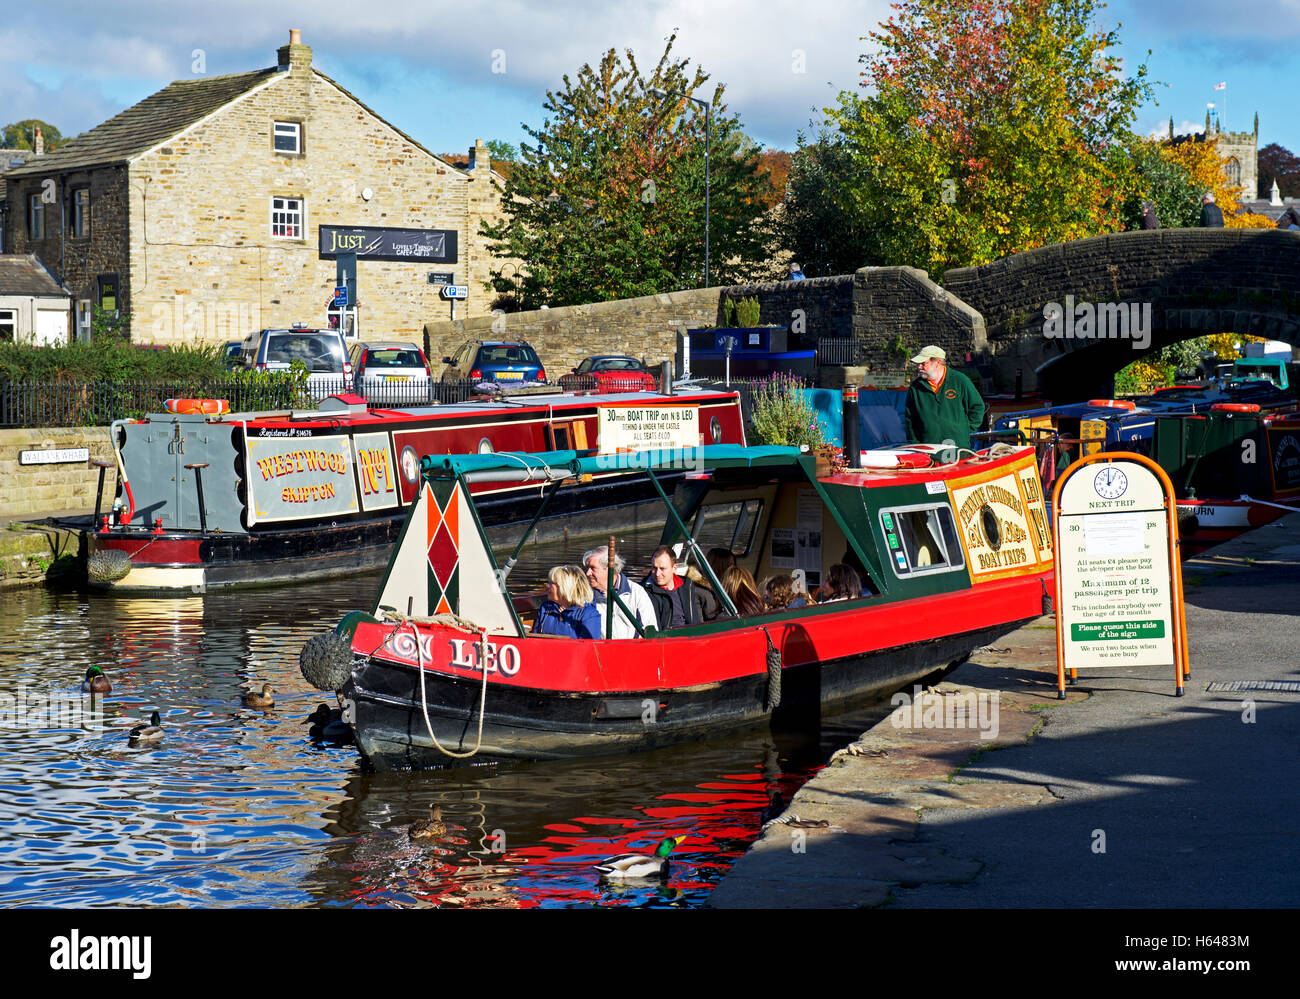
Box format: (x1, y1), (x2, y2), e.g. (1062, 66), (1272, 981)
(763, 628), (782, 711)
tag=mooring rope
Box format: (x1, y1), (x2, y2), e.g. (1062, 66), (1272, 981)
(399, 619), (491, 760)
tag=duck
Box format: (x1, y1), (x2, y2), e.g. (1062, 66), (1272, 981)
(128, 711), (163, 746)
(410, 805), (448, 840)
(594, 835), (687, 881)
(240, 682), (276, 710)
(81, 666), (112, 694)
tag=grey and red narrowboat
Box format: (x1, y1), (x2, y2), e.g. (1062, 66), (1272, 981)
(87, 389), (745, 593)
(310, 442), (1056, 769)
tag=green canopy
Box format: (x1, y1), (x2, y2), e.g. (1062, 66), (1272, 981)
(424, 445), (807, 479)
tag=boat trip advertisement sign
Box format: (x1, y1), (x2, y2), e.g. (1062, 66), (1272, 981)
(245, 434), (360, 524)
(947, 451), (1054, 583)
(1056, 458), (1175, 669)
(598, 403), (700, 454)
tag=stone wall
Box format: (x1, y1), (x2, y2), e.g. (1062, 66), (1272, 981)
(717, 275), (854, 350)
(424, 287), (723, 375)
(853, 266), (987, 369)
(0, 427), (117, 519)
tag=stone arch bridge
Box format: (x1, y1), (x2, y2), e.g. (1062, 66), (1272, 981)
(863, 228), (1300, 397)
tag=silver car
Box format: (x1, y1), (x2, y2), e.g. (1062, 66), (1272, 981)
(239, 326), (354, 402)
(349, 340), (433, 405)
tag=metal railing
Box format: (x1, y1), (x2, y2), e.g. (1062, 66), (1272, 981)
(816, 337), (860, 366)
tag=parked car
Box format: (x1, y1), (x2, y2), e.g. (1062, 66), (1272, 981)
(239, 325), (353, 401)
(557, 355), (658, 393)
(221, 341), (243, 370)
(348, 340), (433, 405)
(441, 340), (546, 385)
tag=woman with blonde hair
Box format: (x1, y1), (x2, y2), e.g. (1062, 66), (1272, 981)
(533, 564), (601, 639)
(722, 566), (765, 618)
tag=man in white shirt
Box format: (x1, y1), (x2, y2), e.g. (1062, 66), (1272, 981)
(583, 545), (658, 639)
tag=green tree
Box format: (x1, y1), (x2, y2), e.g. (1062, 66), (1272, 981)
(1122, 138), (1201, 229)
(481, 34), (773, 308)
(780, 128), (879, 276)
(1, 119), (64, 150)
(815, 0), (1152, 276)
(486, 139), (518, 162)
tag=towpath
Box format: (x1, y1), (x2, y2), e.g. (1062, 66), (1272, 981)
(710, 512), (1300, 909)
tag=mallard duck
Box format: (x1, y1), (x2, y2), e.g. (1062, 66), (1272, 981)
(240, 682), (276, 710)
(128, 711), (163, 746)
(81, 666), (112, 694)
(594, 835), (687, 880)
(410, 805), (448, 840)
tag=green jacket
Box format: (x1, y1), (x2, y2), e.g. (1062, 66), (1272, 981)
(904, 368), (985, 450)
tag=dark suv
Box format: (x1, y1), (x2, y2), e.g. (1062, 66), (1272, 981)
(442, 340), (546, 385)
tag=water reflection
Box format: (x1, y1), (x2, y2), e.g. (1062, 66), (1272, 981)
(0, 568), (889, 908)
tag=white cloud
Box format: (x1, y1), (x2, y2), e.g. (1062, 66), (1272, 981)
(1148, 119), (1204, 139)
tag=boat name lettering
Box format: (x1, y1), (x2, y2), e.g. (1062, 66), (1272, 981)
(281, 482), (337, 503)
(357, 448), (394, 495)
(256, 450), (349, 481)
(447, 638), (521, 676)
(957, 484), (1023, 523)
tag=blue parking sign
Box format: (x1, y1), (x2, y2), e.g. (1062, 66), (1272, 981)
(332, 285), (349, 308)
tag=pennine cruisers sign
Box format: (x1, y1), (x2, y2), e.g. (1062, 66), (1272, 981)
(319, 225), (458, 263)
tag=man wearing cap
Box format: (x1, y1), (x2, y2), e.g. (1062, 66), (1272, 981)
(904, 345), (985, 451)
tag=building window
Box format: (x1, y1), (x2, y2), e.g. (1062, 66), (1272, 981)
(1225, 157), (1241, 185)
(73, 189), (91, 237)
(28, 195), (45, 240)
(76, 300), (93, 342)
(271, 196), (304, 238)
(273, 121), (302, 155)
(0, 310), (15, 342)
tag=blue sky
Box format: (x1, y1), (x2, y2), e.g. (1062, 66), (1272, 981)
(3, 1), (1297, 173)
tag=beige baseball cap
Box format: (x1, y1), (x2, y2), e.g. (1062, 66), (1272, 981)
(910, 345), (946, 363)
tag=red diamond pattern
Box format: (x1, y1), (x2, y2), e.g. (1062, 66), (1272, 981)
(427, 519), (458, 589)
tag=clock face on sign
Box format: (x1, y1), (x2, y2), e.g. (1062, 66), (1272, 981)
(1093, 466), (1128, 500)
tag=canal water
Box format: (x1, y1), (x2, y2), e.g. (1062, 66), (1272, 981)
(0, 531), (891, 909)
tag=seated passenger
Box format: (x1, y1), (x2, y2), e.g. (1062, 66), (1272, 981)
(583, 545), (658, 639)
(814, 563), (863, 603)
(722, 566), (765, 618)
(762, 573), (817, 611)
(642, 545), (711, 629)
(532, 564), (601, 639)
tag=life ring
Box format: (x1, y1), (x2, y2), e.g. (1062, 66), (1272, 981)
(1210, 403), (1261, 413)
(1086, 399), (1136, 410)
(164, 398), (230, 415)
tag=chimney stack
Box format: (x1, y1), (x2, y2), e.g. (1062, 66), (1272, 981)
(277, 29), (312, 73)
(34, 127), (44, 156)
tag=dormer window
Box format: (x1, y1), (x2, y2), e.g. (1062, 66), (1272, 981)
(273, 121), (302, 155)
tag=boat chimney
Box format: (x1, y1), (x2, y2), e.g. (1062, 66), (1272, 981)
(842, 385), (861, 469)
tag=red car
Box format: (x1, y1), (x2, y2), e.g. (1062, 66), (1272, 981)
(557, 355), (658, 393)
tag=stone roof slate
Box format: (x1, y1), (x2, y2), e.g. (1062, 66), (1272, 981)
(0, 255), (70, 297)
(4, 69), (278, 177)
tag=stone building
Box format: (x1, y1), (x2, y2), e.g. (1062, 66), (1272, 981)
(0, 31), (518, 344)
(0, 254), (70, 344)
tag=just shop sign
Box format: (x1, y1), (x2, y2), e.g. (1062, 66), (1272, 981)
(319, 225), (458, 264)
(1042, 296), (1153, 350)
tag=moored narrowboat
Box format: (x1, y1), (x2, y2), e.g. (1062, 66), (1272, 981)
(85, 388), (745, 592)
(305, 442), (1057, 769)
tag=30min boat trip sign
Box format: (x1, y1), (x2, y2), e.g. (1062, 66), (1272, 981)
(1053, 453), (1187, 694)
(598, 402), (700, 453)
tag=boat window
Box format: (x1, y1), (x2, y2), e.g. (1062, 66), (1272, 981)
(878, 504), (964, 577)
(691, 498), (763, 556)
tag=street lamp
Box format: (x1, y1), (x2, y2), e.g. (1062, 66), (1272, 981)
(649, 87), (710, 288)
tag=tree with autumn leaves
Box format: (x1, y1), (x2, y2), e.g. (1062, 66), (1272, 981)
(794, 0), (1151, 277)
(481, 36), (772, 309)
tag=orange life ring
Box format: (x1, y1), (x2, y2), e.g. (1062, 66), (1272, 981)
(164, 398), (230, 415)
(1086, 399), (1136, 410)
(1210, 403), (1261, 413)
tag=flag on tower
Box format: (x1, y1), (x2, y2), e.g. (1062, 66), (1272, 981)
(1213, 81), (1227, 90)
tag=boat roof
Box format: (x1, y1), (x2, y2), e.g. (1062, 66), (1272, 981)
(425, 445), (807, 478)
